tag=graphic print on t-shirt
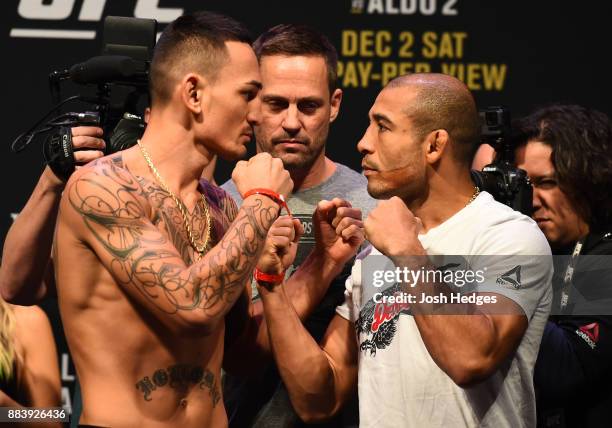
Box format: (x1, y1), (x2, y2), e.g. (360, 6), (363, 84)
(496, 265), (522, 289)
(292, 213), (316, 267)
(356, 257), (475, 357)
(356, 283), (411, 356)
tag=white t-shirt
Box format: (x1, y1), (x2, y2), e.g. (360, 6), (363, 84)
(336, 192), (553, 427)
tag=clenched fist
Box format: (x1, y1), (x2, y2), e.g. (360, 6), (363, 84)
(364, 196), (425, 259)
(232, 152), (293, 199)
(256, 216), (304, 279)
(313, 198), (365, 266)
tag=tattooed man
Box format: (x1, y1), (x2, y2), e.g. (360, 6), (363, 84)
(54, 12), (295, 427)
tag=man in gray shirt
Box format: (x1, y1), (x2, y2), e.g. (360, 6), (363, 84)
(222, 24), (376, 427)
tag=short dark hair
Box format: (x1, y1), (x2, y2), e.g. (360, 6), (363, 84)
(252, 24), (338, 95)
(513, 104), (612, 228)
(149, 11), (252, 104)
(388, 74), (481, 165)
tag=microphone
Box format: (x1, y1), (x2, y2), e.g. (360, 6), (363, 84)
(68, 55), (146, 84)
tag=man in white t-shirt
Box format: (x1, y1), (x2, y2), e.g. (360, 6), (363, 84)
(254, 73), (552, 427)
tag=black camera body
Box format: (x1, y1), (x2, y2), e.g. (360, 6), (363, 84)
(471, 106), (533, 215)
(12, 16), (156, 180)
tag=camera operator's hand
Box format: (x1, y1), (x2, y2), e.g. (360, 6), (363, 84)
(45, 126), (106, 187)
(72, 126), (106, 166)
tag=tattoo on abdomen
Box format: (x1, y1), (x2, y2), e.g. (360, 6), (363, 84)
(135, 364), (220, 405)
(67, 159), (277, 316)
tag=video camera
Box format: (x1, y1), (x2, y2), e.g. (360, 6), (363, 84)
(11, 16), (157, 180)
(471, 106), (533, 215)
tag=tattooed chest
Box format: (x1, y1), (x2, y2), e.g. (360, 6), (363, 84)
(142, 183), (211, 264)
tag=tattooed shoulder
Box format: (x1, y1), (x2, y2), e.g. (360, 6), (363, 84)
(65, 156), (154, 256)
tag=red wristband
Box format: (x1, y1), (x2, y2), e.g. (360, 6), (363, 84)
(243, 188), (292, 217)
(254, 268), (285, 284)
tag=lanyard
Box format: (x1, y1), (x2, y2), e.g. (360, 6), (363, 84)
(559, 239), (584, 311)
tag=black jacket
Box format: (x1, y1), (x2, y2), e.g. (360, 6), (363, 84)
(535, 229), (612, 428)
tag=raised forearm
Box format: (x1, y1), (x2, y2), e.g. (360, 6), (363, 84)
(182, 196), (280, 323)
(259, 284), (338, 421)
(254, 251), (345, 352)
(224, 250), (346, 373)
(283, 250), (346, 318)
(0, 168), (63, 304)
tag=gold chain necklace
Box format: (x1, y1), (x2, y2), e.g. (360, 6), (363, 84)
(137, 140), (211, 260)
(466, 186), (480, 206)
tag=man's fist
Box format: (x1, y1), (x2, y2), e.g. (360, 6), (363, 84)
(256, 216), (304, 279)
(313, 198), (365, 266)
(364, 196), (425, 258)
(232, 153), (293, 199)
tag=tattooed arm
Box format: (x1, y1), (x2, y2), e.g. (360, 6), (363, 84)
(58, 153), (292, 330)
(222, 192), (256, 349)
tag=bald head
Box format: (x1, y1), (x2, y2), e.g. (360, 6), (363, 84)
(387, 73), (480, 165)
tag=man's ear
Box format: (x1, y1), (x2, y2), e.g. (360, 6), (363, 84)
(180, 73), (210, 115)
(424, 129), (449, 165)
(329, 88), (343, 123)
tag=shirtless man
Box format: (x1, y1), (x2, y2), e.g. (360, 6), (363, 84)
(54, 12), (292, 427)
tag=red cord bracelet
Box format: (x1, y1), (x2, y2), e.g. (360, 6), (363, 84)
(245, 188), (291, 284)
(254, 268), (285, 284)
(243, 188), (292, 217)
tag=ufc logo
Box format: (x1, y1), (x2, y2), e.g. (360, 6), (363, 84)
(18, 0), (183, 23)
